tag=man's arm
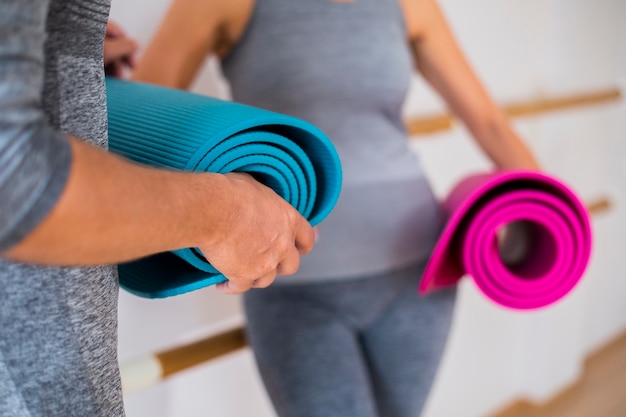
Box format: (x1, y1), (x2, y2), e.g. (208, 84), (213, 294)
(4, 137), (315, 294)
(0, 1), (314, 295)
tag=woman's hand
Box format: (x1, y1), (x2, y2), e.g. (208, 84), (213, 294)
(104, 21), (139, 78)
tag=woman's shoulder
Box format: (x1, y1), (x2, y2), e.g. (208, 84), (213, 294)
(216, 0), (255, 57)
(398, 0), (435, 42)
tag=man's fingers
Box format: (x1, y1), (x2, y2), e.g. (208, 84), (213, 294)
(276, 246), (301, 277)
(203, 174), (318, 295)
(215, 279), (248, 295)
(295, 219), (315, 255)
(216, 270), (277, 295)
(251, 271), (279, 288)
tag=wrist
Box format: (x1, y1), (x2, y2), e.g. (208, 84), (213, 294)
(182, 172), (236, 250)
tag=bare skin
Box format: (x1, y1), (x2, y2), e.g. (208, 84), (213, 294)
(104, 20), (139, 77)
(131, 0), (254, 88)
(133, 0), (539, 171)
(3, 136), (315, 294)
(4, 17), (317, 295)
(401, 0), (539, 170)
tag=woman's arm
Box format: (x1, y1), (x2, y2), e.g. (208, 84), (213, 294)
(401, 0), (540, 170)
(132, 0), (253, 89)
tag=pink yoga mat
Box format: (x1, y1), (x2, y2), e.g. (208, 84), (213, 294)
(419, 170), (592, 310)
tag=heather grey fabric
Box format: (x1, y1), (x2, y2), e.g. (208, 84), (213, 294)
(222, 0), (443, 283)
(244, 261), (457, 417)
(226, 1), (456, 415)
(0, 1), (124, 416)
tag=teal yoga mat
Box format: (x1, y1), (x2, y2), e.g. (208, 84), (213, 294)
(106, 78), (342, 298)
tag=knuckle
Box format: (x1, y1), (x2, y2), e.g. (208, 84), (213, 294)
(258, 257), (277, 275)
(277, 238), (293, 255)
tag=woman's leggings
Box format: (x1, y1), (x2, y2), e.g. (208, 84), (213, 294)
(243, 261), (457, 417)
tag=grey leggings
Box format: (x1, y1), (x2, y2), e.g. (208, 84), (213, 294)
(243, 261), (457, 417)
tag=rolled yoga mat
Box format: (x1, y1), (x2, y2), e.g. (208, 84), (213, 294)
(106, 78), (342, 298)
(419, 170), (592, 310)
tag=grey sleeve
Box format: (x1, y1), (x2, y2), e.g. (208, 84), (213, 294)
(0, 0), (72, 252)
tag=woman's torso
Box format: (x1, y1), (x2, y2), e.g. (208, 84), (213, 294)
(221, 0), (442, 283)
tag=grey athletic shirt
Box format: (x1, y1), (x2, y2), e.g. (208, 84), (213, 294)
(222, 0), (442, 282)
(0, 1), (124, 416)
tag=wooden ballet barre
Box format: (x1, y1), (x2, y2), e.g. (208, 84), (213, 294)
(586, 197), (613, 215)
(120, 196), (615, 395)
(157, 328), (247, 378)
(120, 328), (247, 395)
(405, 87), (622, 137)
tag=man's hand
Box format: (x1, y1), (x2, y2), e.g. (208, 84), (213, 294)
(104, 21), (139, 78)
(3, 141), (314, 295)
(199, 173), (316, 295)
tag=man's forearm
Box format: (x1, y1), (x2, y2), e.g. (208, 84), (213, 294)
(4, 134), (315, 294)
(3, 136), (218, 265)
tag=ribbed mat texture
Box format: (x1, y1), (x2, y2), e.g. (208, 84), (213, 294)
(106, 78), (342, 298)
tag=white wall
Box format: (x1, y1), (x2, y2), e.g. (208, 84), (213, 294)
(110, 0), (626, 416)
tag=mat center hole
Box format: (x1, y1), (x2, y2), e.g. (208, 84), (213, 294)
(496, 220), (558, 280)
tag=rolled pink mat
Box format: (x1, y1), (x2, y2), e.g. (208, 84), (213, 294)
(419, 170), (592, 310)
